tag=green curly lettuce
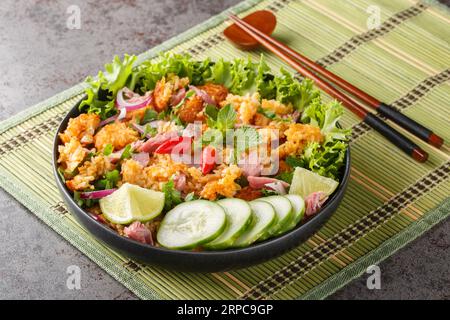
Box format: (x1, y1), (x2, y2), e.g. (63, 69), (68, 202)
(79, 54), (137, 119)
(79, 53), (323, 120)
(273, 70), (320, 112)
(134, 52), (212, 92)
(286, 98), (351, 180)
(301, 98), (351, 142)
(306, 140), (348, 180)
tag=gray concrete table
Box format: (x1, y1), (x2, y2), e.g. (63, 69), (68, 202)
(0, 0), (448, 300)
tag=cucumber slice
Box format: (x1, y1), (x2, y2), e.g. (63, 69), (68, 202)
(204, 198), (252, 250)
(258, 196), (293, 239)
(157, 200), (226, 250)
(232, 201), (276, 248)
(284, 194), (305, 231)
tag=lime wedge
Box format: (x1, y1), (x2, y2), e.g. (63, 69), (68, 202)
(100, 183), (164, 224)
(289, 167), (339, 198)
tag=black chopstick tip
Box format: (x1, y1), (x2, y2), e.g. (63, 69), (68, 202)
(412, 148), (428, 163)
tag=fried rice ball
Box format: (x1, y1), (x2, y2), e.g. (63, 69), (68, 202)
(94, 122), (139, 152)
(197, 83), (228, 105)
(178, 95), (205, 123)
(66, 155), (114, 191)
(277, 123), (323, 158)
(59, 113), (100, 146)
(57, 138), (87, 173)
(154, 75), (189, 111)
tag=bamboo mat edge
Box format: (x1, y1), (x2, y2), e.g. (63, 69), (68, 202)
(0, 0), (449, 300)
(302, 198), (450, 299)
(0, 160), (162, 300)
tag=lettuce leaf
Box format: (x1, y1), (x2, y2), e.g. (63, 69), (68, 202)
(228, 57), (258, 95)
(302, 140), (348, 180)
(79, 53), (321, 120)
(285, 98), (351, 180)
(273, 70), (320, 111)
(79, 54), (137, 119)
(135, 53), (211, 92)
(301, 98), (351, 142)
(209, 55), (273, 98)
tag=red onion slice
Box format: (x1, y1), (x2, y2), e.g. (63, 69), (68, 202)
(189, 85), (216, 106)
(79, 189), (117, 199)
(117, 107), (127, 120)
(99, 115), (117, 127)
(115, 88), (153, 111)
(170, 88), (186, 106)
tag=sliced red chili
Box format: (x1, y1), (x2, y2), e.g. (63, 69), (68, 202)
(154, 136), (193, 155)
(154, 136), (183, 154)
(201, 146), (216, 175)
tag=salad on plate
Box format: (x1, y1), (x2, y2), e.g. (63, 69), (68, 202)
(56, 53), (350, 250)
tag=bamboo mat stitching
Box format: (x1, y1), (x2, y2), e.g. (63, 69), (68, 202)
(316, 2), (428, 67)
(0, 0), (448, 300)
(241, 161), (449, 299)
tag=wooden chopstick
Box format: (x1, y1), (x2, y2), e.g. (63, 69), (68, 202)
(228, 14), (429, 163)
(228, 15), (443, 150)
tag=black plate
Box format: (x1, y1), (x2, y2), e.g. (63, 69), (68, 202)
(52, 98), (351, 272)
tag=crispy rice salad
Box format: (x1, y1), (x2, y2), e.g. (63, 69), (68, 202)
(57, 53), (350, 250)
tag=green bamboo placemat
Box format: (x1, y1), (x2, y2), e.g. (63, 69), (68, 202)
(0, 0), (449, 300)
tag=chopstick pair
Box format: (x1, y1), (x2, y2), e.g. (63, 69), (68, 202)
(228, 14), (445, 163)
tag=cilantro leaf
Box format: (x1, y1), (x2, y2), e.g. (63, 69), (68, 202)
(141, 109), (158, 124)
(216, 104), (236, 132)
(142, 124), (157, 138)
(103, 144), (114, 156)
(120, 145), (133, 160)
(184, 192), (197, 202)
(232, 126), (260, 163)
(257, 106), (276, 119)
(162, 179), (182, 211)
